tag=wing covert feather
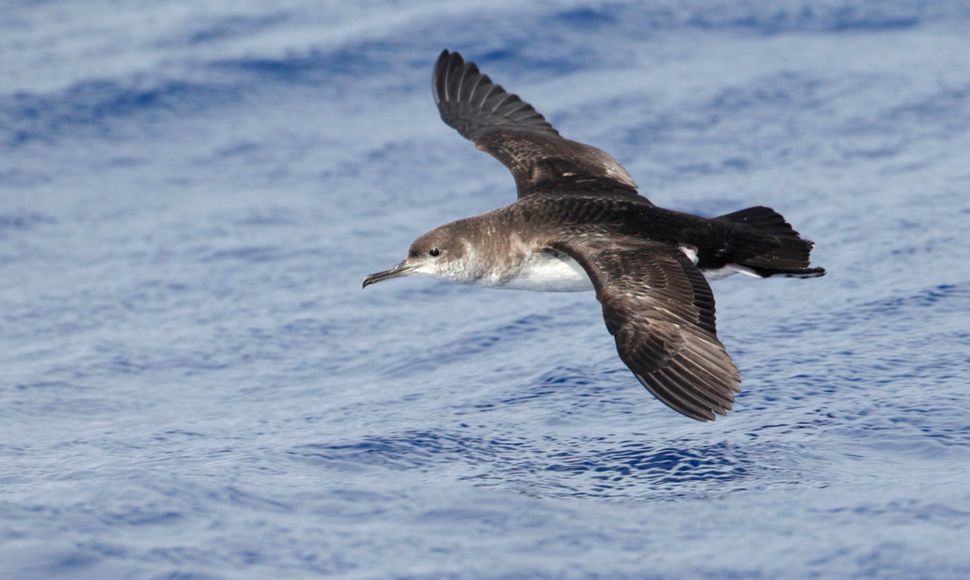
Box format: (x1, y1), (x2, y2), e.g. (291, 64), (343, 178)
(433, 50), (640, 199)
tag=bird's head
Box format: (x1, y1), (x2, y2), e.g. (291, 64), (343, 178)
(362, 222), (476, 288)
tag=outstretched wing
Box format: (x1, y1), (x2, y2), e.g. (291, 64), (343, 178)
(433, 50), (642, 200)
(553, 235), (741, 421)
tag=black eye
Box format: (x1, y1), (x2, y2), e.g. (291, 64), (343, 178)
(428, 248), (440, 257)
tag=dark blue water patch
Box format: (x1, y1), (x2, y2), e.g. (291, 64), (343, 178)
(157, 573), (224, 580)
(0, 168), (52, 188)
(553, 7), (618, 29)
(4, 393), (132, 419)
(103, 508), (182, 528)
(181, 12), (290, 46)
(830, 81), (970, 141)
(468, 1), (950, 49)
(862, 284), (966, 315)
(537, 1), (955, 39)
(289, 429), (761, 501)
(13, 380), (93, 393)
(0, 211), (56, 233)
(682, 2), (922, 34)
(492, 446), (765, 502)
(544, 440), (750, 485)
(779, 283), (968, 336)
(884, 84), (970, 128)
(276, 317), (332, 340)
(210, 26), (603, 101)
(213, 141), (261, 160)
(833, 400), (970, 451)
(209, 39), (407, 85)
(818, 5), (920, 32)
(746, 413), (840, 438)
(470, 46), (594, 79)
(707, 72), (824, 116)
(207, 485), (294, 513)
(288, 430), (529, 471)
(818, 499), (970, 524)
(37, 549), (101, 576)
(0, 79), (239, 147)
(888, 236), (957, 258)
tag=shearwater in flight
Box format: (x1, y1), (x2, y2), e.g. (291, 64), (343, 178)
(363, 50), (825, 421)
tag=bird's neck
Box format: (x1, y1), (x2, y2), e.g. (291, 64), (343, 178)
(444, 210), (534, 286)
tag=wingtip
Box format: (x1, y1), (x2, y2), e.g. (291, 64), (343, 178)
(430, 48), (562, 151)
(433, 49), (463, 104)
(434, 49), (464, 70)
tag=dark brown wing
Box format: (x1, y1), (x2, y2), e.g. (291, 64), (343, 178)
(433, 50), (641, 200)
(553, 235), (741, 421)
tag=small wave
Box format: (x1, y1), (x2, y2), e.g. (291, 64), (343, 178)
(374, 313), (556, 377)
(288, 429), (769, 501)
(778, 283), (968, 337)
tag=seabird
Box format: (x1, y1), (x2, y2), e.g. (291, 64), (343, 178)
(363, 50), (825, 421)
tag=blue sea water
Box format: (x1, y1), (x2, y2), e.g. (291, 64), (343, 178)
(2, 0), (970, 577)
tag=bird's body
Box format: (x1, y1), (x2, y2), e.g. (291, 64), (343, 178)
(363, 50), (826, 421)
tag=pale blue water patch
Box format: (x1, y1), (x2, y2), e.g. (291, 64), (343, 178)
(2, 0), (970, 577)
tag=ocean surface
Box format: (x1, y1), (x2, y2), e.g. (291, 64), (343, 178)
(3, 1), (970, 577)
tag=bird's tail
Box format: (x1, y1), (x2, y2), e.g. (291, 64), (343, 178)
(716, 206), (826, 278)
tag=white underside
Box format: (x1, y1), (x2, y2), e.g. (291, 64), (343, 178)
(490, 247), (761, 292)
(498, 252), (594, 292)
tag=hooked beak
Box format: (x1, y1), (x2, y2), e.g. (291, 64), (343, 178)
(362, 260), (414, 289)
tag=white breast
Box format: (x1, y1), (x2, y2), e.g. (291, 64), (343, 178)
(491, 251), (593, 292)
